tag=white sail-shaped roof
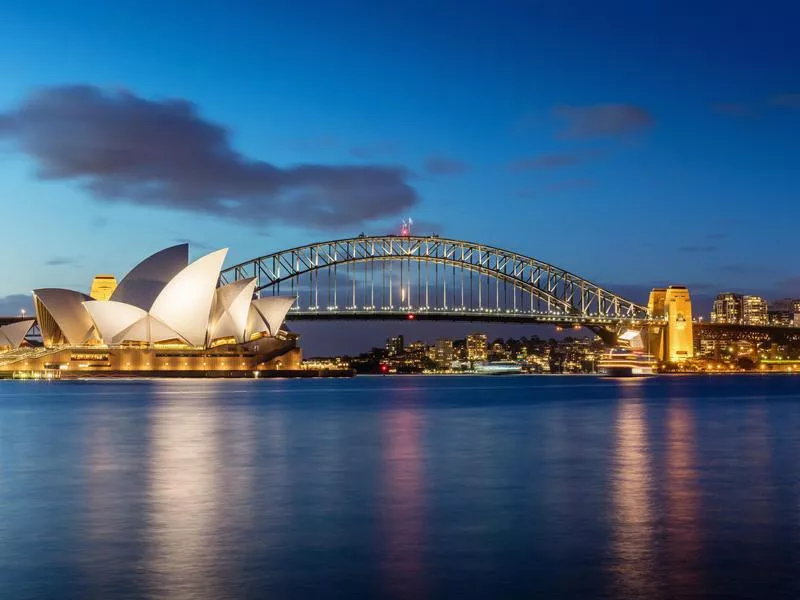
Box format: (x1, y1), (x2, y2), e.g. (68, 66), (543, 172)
(110, 244), (189, 310)
(208, 278), (256, 344)
(112, 314), (185, 345)
(0, 319), (34, 349)
(83, 301), (148, 345)
(34, 288), (98, 346)
(150, 248), (228, 347)
(246, 305), (268, 338)
(250, 296), (296, 337)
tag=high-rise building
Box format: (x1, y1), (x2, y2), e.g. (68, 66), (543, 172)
(466, 333), (488, 361)
(742, 295), (768, 326)
(386, 335), (404, 357)
(768, 310), (793, 326)
(89, 274), (118, 301)
(711, 292), (743, 324)
(434, 339), (454, 368)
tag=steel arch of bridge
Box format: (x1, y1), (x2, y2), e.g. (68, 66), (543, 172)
(219, 235), (649, 322)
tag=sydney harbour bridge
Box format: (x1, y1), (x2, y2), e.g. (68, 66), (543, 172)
(219, 234), (656, 343)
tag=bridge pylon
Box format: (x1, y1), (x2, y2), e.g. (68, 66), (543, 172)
(645, 286), (694, 363)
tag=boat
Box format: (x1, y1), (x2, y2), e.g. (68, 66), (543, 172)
(597, 348), (657, 377)
(474, 360), (523, 375)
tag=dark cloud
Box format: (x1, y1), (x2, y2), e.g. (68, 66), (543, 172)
(45, 256), (77, 266)
(713, 103), (753, 117)
(173, 237), (212, 251)
(349, 140), (400, 159)
(775, 276), (800, 294)
(422, 156), (470, 176)
(718, 264), (780, 276)
(768, 93), (800, 109)
(679, 245), (717, 253)
(509, 153), (582, 171)
(0, 85), (418, 229)
(508, 149), (603, 172)
(0, 294), (33, 317)
(553, 103), (654, 138)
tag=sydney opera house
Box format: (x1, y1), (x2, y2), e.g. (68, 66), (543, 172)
(0, 244), (301, 377)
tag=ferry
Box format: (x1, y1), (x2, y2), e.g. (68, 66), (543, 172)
(597, 348), (657, 377)
(474, 360), (523, 375)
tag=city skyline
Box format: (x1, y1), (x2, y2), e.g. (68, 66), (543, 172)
(2, 1), (799, 352)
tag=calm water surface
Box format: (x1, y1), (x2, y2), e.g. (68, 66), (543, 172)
(2, 375), (800, 599)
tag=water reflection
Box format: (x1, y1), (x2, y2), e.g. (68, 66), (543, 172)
(611, 396), (657, 598)
(382, 403), (425, 599)
(82, 403), (137, 593)
(665, 401), (702, 592)
(145, 387), (223, 600)
(743, 404), (773, 552)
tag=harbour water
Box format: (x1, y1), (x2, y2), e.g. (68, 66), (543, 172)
(2, 375), (800, 599)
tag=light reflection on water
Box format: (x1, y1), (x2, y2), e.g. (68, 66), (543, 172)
(146, 395), (224, 600)
(664, 400), (702, 593)
(381, 401), (425, 599)
(3, 376), (800, 599)
(611, 398), (657, 599)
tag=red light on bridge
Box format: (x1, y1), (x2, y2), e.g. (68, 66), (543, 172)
(407, 313), (415, 320)
(380, 364), (389, 373)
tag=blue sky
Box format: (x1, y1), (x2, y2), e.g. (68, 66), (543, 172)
(0, 1), (798, 350)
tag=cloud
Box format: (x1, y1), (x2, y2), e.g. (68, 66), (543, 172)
(45, 256), (78, 266)
(775, 276), (800, 293)
(553, 103), (654, 138)
(0, 294), (33, 317)
(349, 140), (400, 159)
(509, 153), (583, 171)
(718, 264), (779, 276)
(679, 245), (717, 253)
(508, 149), (603, 172)
(173, 237), (212, 251)
(768, 93), (800, 109)
(422, 156), (470, 176)
(0, 85), (418, 229)
(713, 103), (753, 117)
(546, 178), (594, 192)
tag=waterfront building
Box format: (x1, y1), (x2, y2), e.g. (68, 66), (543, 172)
(386, 335), (404, 357)
(0, 244), (299, 376)
(466, 333), (488, 361)
(769, 310), (793, 326)
(711, 292), (742, 324)
(742, 295), (768, 326)
(434, 339), (455, 368)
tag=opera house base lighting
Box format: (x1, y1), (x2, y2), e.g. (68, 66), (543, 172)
(0, 244), (340, 379)
(0, 334), (303, 379)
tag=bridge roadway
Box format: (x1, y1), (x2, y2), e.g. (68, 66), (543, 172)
(285, 308), (657, 327)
